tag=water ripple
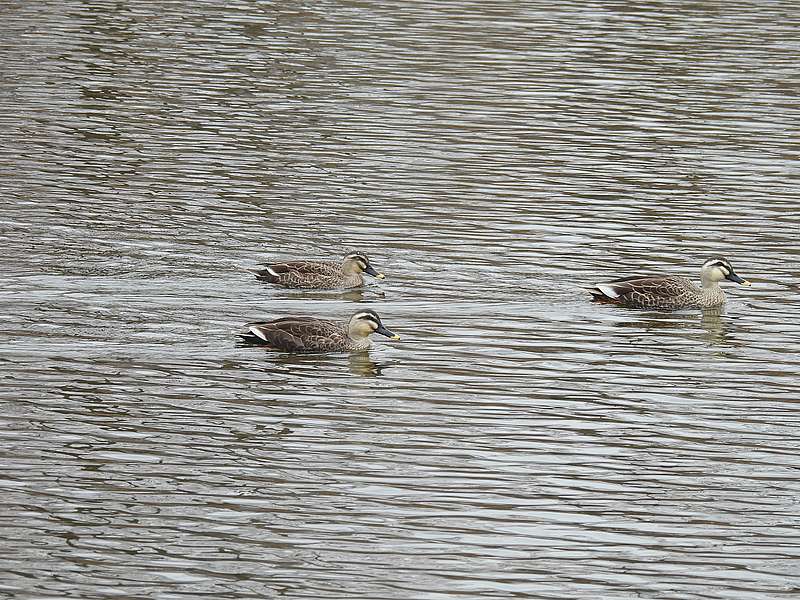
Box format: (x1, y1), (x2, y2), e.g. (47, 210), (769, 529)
(2, 0), (800, 599)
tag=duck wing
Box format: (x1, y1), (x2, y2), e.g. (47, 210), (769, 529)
(590, 275), (687, 301)
(252, 260), (336, 282)
(238, 317), (346, 352)
(272, 261), (335, 274)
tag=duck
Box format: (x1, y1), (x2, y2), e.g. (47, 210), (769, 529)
(237, 309), (400, 352)
(251, 252), (384, 289)
(588, 256), (751, 309)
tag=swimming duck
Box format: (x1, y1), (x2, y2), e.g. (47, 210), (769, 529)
(237, 309), (400, 352)
(251, 252), (384, 289)
(589, 256), (751, 309)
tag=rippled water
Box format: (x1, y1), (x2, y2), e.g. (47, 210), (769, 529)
(3, 1), (800, 598)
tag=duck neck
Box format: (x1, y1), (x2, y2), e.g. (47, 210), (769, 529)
(699, 274), (721, 290)
(346, 328), (372, 350)
(347, 322), (371, 342)
(346, 272), (364, 286)
(342, 259), (361, 275)
(699, 278), (725, 306)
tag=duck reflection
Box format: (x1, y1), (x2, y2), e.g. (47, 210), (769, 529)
(348, 352), (384, 377)
(341, 289), (368, 302)
(279, 288), (386, 303)
(255, 350), (385, 378)
(339, 288), (386, 301)
(613, 306), (736, 347)
(699, 306), (729, 346)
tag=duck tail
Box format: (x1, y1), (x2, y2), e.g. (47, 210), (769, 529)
(238, 265), (279, 282)
(587, 286), (618, 303)
(237, 332), (265, 344)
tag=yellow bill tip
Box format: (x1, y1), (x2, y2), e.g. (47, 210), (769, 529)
(390, 334), (401, 341)
(741, 280), (752, 287)
(376, 273), (386, 280)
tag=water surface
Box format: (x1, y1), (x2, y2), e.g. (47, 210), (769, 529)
(2, 1), (800, 598)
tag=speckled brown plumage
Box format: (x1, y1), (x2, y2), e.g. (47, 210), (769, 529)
(239, 317), (359, 352)
(251, 253), (383, 289)
(237, 310), (399, 353)
(589, 275), (724, 309)
(589, 257), (751, 310)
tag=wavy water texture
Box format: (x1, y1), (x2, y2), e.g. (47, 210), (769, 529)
(2, 1), (800, 599)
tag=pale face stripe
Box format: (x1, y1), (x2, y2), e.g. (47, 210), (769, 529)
(352, 311), (380, 326)
(702, 258), (731, 274)
(345, 253), (369, 267)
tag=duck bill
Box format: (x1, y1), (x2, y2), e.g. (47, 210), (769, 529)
(364, 265), (385, 279)
(375, 325), (400, 340)
(726, 272), (751, 286)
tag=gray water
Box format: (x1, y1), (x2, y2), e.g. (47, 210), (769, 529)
(2, 1), (800, 598)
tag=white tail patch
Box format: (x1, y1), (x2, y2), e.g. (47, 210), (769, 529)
(266, 266), (279, 277)
(249, 326), (269, 342)
(597, 284), (621, 298)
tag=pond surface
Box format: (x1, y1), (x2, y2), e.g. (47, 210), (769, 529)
(2, 1), (800, 598)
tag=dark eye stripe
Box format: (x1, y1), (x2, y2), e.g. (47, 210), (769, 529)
(354, 312), (380, 324)
(347, 253), (369, 265)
